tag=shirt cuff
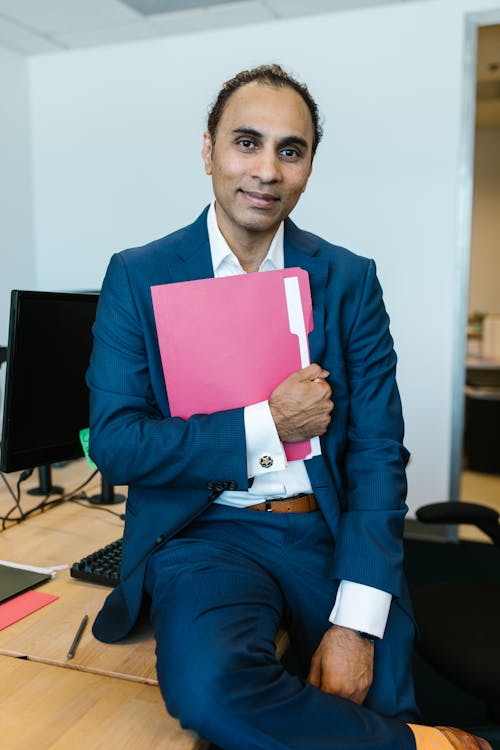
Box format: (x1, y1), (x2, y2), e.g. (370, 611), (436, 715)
(329, 580), (392, 639)
(244, 401), (286, 478)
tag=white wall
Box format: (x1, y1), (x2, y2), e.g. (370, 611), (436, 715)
(0, 46), (35, 345)
(468, 127), (500, 315)
(27, 0), (500, 515)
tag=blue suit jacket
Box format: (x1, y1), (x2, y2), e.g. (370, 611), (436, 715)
(87, 207), (410, 643)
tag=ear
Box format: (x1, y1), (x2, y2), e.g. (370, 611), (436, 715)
(201, 131), (213, 175)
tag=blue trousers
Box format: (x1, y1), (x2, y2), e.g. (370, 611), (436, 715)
(145, 504), (418, 750)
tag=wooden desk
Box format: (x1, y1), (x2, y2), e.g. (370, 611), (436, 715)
(0, 467), (158, 683)
(1, 657), (205, 750)
(0, 460), (206, 749)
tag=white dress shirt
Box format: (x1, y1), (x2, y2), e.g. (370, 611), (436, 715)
(207, 202), (391, 638)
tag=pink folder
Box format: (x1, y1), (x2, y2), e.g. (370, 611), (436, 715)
(151, 268), (319, 461)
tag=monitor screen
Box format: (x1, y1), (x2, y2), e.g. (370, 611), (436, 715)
(0, 291), (99, 473)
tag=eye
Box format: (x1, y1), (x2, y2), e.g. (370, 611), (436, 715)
(280, 147), (301, 160)
(237, 138), (257, 150)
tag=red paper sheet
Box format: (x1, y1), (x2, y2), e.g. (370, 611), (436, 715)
(0, 589), (59, 631)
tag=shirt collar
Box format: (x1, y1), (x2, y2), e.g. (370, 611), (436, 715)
(207, 201), (284, 276)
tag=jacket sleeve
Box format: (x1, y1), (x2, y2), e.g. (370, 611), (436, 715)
(331, 259), (410, 597)
(86, 252), (248, 491)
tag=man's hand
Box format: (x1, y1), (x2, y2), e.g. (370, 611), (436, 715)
(269, 364), (333, 443)
(307, 626), (374, 704)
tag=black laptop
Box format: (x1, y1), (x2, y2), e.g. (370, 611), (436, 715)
(0, 564), (51, 604)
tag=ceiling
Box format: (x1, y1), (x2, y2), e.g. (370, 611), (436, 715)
(0, 0), (422, 55)
(0, 1), (497, 125)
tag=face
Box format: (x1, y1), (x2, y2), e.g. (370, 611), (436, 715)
(202, 81), (314, 248)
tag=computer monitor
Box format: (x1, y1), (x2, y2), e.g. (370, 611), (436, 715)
(0, 290), (123, 504)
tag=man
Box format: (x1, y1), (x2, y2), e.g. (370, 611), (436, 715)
(87, 65), (490, 750)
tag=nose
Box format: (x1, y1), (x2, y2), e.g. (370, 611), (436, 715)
(252, 146), (281, 184)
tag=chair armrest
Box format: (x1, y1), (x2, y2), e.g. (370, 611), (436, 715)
(416, 501), (500, 545)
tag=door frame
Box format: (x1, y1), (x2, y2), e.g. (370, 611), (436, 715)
(450, 9), (500, 507)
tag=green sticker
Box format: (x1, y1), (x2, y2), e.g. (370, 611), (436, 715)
(79, 427), (97, 469)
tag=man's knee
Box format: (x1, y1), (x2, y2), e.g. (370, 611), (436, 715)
(157, 644), (283, 734)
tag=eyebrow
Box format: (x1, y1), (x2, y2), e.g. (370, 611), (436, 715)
(232, 127), (309, 151)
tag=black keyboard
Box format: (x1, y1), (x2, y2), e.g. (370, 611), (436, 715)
(71, 538), (122, 587)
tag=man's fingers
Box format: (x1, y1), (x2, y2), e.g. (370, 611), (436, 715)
(269, 362), (334, 442)
(300, 363), (329, 380)
(307, 656), (321, 688)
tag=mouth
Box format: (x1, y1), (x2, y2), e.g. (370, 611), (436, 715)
(240, 190), (279, 209)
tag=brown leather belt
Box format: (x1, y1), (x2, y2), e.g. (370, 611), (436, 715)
(247, 493), (318, 513)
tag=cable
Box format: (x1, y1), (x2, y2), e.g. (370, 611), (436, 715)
(0, 467), (101, 531)
(0, 467), (34, 530)
(20, 469), (100, 521)
(0, 470), (18, 504)
(69, 495), (125, 521)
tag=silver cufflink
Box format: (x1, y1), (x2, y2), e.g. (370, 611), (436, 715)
(259, 455), (273, 468)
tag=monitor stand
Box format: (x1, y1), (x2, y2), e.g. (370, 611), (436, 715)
(27, 464), (64, 496)
(88, 476), (126, 505)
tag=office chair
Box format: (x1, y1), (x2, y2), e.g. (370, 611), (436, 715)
(412, 501), (500, 722)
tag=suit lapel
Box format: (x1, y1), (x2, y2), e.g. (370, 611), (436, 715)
(284, 219), (328, 365)
(167, 207), (214, 284)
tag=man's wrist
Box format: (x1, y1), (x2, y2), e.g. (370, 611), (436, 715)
(329, 580), (391, 639)
(357, 631), (378, 644)
(244, 401), (285, 476)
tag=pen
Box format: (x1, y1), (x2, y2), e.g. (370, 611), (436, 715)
(67, 614), (88, 659)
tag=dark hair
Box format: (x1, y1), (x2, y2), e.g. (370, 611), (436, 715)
(207, 64), (323, 158)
